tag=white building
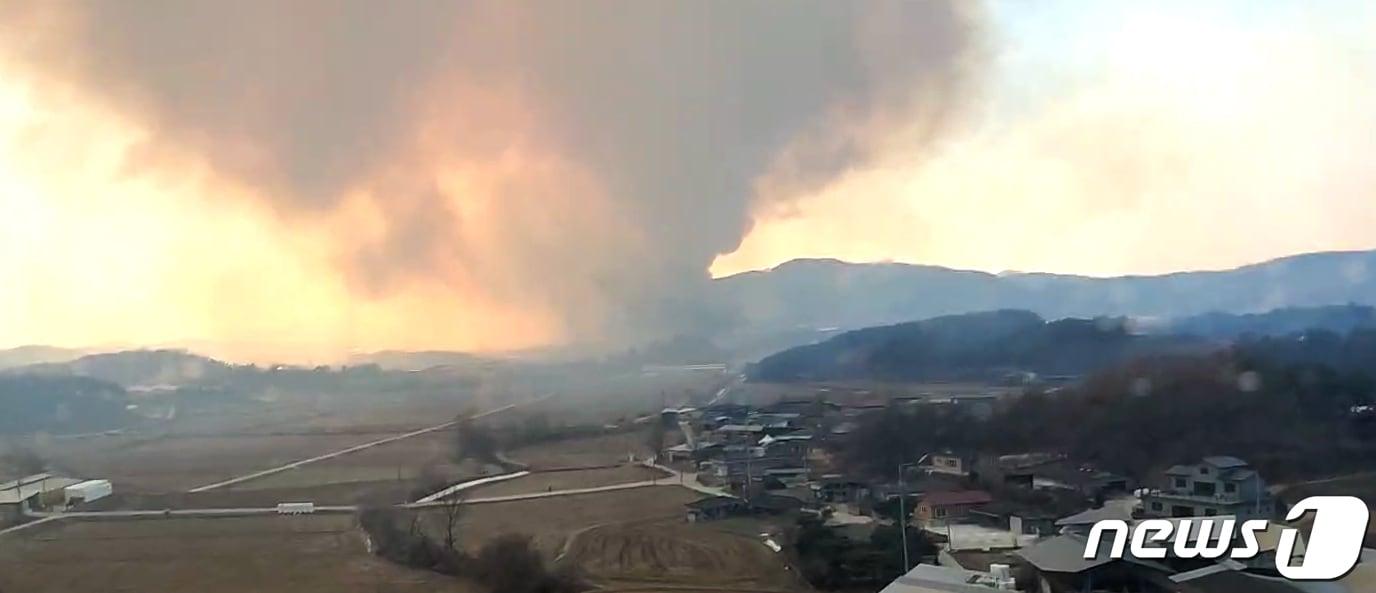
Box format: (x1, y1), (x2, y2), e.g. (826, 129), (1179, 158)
(1, 474), (83, 519)
(878, 563), (1017, 593)
(63, 479), (113, 506)
(1140, 456), (1273, 521)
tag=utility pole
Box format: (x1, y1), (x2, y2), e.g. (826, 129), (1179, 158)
(897, 462), (915, 573)
(745, 448), (753, 502)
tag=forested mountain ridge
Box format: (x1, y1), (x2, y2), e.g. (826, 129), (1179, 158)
(748, 310), (1207, 382)
(715, 249), (1376, 334)
(0, 374), (132, 435)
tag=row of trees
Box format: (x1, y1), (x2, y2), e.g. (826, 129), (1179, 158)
(792, 515), (935, 589)
(357, 503), (585, 593)
(451, 413), (611, 468)
(841, 346), (1376, 483)
(0, 375), (132, 435)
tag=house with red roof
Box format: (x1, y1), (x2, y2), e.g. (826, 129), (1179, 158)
(914, 490), (993, 526)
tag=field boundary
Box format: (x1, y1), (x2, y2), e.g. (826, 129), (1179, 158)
(187, 400), (531, 493)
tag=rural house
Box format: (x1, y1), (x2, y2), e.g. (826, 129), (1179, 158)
(924, 450), (978, 478)
(814, 475), (870, 504)
(757, 433), (811, 465)
(1140, 456), (1274, 521)
(915, 490), (993, 526)
(685, 496), (746, 522)
(1015, 534), (1174, 593)
(877, 563), (1018, 593)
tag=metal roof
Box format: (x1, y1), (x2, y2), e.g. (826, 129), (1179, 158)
(1056, 504), (1135, 526)
(922, 490), (993, 507)
(878, 563), (1007, 593)
(65, 479), (111, 491)
(1202, 456), (1249, 469)
(757, 434), (813, 446)
(0, 476), (82, 505)
(1015, 534), (1173, 575)
(1174, 569), (1307, 593)
(1016, 535), (1118, 573)
(685, 496), (743, 510)
(0, 473), (53, 492)
(1221, 468), (1256, 481)
(717, 424), (763, 432)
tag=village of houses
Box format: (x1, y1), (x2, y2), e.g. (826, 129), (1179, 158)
(655, 387), (1373, 593)
(3, 379), (1372, 593)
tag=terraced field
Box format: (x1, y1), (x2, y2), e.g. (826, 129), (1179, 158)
(562, 520), (805, 593)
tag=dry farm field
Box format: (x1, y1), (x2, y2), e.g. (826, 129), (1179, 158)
(2, 383), (808, 593)
(565, 520), (805, 592)
(423, 487), (703, 556)
(426, 485), (806, 592)
(0, 515), (476, 593)
(222, 430), (484, 492)
(45, 433), (380, 493)
(507, 431), (652, 469)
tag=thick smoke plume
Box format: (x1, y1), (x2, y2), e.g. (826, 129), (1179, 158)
(0, 1), (985, 347)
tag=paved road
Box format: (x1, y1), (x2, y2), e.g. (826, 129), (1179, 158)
(7, 477), (694, 532)
(426, 479), (664, 506)
(643, 461), (733, 498)
(412, 470), (531, 504)
(707, 374), (744, 407)
(0, 516), (61, 536)
(187, 398), (541, 493)
(25, 505), (361, 519)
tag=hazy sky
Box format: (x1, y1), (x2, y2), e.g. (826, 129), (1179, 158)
(714, 0), (1376, 277)
(0, 1), (1373, 361)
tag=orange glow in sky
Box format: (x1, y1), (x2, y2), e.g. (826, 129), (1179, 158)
(0, 67), (563, 363)
(1, 1), (1375, 362)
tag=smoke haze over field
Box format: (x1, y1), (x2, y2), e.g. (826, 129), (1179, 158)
(0, 0), (984, 358)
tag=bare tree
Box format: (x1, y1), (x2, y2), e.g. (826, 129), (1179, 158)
(645, 418), (667, 462)
(440, 496), (465, 552)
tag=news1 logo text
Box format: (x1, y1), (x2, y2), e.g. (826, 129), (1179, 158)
(1086, 496), (1369, 581)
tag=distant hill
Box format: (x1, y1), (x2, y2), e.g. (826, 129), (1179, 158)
(748, 310), (1206, 382)
(1164, 304), (1376, 339)
(714, 250), (1376, 334)
(1234, 327), (1376, 376)
(0, 345), (89, 369)
(610, 334), (729, 367)
(346, 350), (480, 371)
(0, 374), (132, 435)
(12, 349), (232, 388)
